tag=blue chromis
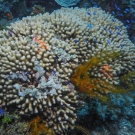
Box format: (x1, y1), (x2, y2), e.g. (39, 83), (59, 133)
(125, 25), (130, 28)
(87, 12), (91, 16)
(119, 44), (123, 48)
(0, 108), (4, 115)
(74, 39), (79, 43)
(87, 23), (92, 28)
(108, 30), (113, 34)
(118, 13), (123, 17)
(114, 4), (120, 10)
(117, 31), (121, 35)
(107, 39), (111, 44)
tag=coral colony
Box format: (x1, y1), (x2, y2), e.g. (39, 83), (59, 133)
(0, 6), (135, 135)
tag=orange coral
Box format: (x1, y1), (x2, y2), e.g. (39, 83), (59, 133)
(32, 36), (47, 53)
(28, 116), (55, 135)
(102, 64), (112, 78)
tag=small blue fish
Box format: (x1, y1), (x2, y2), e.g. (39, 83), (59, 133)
(116, 26), (120, 30)
(118, 13), (123, 17)
(52, 70), (56, 74)
(65, 81), (70, 85)
(112, 11), (115, 15)
(114, 4), (120, 10)
(112, 18), (115, 22)
(93, 38), (96, 42)
(107, 39), (111, 44)
(103, 27), (106, 30)
(25, 71), (30, 75)
(53, 56), (57, 61)
(108, 30), (113, 34)
(62, 59), (66, 63)
(87, 12), (91, 16)
(84, 39), (88, 42)
(124, 10), (128, 14)
(93, 2), (98, 8)
(124, 8), (130, 12)
(125, 25), (130, 28)
(119, 44), (123, 48)
(87, 23), (92, 28)
(126, 20), (130, 23)
(133, 36), (135, 40)
(74, 39), (79, 43)
(117, 31), (121, 35)
(0, 108), (4, 115)
(131, 20), (135, 23)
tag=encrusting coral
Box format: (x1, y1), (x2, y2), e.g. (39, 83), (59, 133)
(0, 7), (135, 135)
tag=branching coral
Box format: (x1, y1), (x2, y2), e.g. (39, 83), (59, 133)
(0, 6), (135, 135)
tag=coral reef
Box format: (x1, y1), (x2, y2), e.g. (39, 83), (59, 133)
(0, 6), (135, 134)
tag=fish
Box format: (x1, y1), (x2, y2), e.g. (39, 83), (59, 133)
(74, 39), (79, 43)
(112, 11), (115, 15)
(119, 44), (123, 48)
(25, 71), (30, 75)
(93, 38), (96, 42)
(125, 25), (130, 28)
(112, 18), (115, 22)
(117, 31), (121, 35)
(103, 27), (106, 30)
(126, 20), (130, 23)
(61, 59), (66, 63)
(84, 39), (88, 42)
(124, 8), (130, 12)
(114, 4), (120, 10)
(87, 12), (91, 16)
(118, 13), (123, 17)
(87, 23), (92, 28)
(0, 108), (4, 115)
(108, 30), (113, 34)
(65, 81), (74, 91)
(65, 81), (70, 85)
(52, 70), (56, 75)
(107, 39), (111, 44)
(116, 26), (120, 30)
(131, 20), (135, 23)
(124, 11), (127, 14)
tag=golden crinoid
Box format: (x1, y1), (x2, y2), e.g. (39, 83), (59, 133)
(28, 116), (55, 135)
(70, 51), (125, 102)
